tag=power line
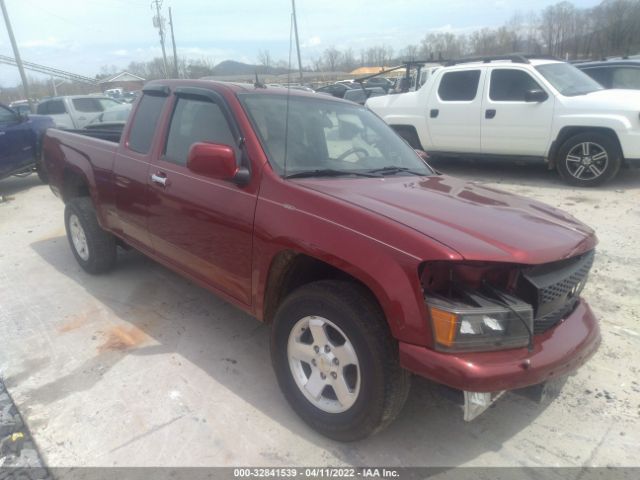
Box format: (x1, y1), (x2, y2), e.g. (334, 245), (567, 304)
(0, 54), (97, 85)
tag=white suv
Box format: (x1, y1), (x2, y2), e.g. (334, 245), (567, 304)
(366, 55), (640, 186)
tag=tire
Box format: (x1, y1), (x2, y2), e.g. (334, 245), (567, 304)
(64, 197), (117, 274)
(556, 131), (621, 187)
(271, 280), (411, 441)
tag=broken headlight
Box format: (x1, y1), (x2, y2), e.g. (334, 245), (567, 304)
(426, 288), (533, 353)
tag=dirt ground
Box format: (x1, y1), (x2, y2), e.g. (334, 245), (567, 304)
(0, 160), (638, 470)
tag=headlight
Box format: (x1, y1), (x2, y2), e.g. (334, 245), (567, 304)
(426, 289), (533, 352)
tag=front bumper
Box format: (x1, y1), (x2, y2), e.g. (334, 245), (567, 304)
(399, 298), (600, 392)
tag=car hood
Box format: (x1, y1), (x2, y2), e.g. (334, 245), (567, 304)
(297, 175), (596, 264)
(562, 88), (640, 111)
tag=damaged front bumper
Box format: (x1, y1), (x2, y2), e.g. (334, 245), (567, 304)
(399, 299), (600, 420)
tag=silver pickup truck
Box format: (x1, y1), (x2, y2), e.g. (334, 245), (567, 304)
(35, 95), (121, 129)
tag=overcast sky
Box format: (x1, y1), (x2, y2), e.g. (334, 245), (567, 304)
(0, 0), (601, 86)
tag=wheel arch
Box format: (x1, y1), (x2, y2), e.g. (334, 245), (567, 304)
(261, 250), (389, 328)
(389, 124), (423, 150)
(549, 126), (623, 168)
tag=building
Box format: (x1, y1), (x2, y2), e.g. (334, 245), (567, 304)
(98, 72), (145, 93)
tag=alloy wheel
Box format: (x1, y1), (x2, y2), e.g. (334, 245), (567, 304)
(287, 315), (360, 413)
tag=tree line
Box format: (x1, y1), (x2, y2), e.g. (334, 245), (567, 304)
(296, 0), (640, 72)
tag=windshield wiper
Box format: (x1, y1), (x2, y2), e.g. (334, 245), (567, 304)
(284, 169), (378, 179)
(366, 166), (426, 176)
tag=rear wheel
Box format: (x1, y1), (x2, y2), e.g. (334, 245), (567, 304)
(271, 280), (411, 441)
(64, 197), (117, 274)
(556, 132), (621, 187)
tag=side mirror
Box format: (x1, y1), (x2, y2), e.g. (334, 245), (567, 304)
(187, 142), (239, 181)
(525, 89), (548, 103)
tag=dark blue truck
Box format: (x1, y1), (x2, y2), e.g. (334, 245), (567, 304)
(0, 103), (54, 182)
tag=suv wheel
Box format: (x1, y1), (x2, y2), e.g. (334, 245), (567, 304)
(64, 197), (117, 274)
(556, 132), (621, 187)
(271, 280), (411, 441)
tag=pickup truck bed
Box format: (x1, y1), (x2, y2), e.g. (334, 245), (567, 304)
(43, 79), (600, 441)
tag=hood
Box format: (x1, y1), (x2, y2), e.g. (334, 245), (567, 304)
(296, 175), (596, 265)
(562, 88), (640, 112)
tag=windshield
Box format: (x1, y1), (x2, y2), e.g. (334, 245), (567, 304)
(535, 63), (604, 96)
(239, 94), (433, 178)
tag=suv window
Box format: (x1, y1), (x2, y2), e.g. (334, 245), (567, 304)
(438, 70), (481, 101)
(611, 67), (640, 89)
(37, 100), (66, 115)
(164, 97), (236, 166)
(0, 105), (18, 123)
(72, 98), (104, 113)
(489, 69), (543, 101)
(581, 67), (612, 88)
(127, 93), (167, 154)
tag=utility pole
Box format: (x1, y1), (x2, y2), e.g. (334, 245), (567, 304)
(0, 0), (33, 112)
(291, 0), (304, 84)
(168, 7), (178, 78)
(151, 0), (168, 78)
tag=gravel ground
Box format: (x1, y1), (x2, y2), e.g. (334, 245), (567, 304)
(0, 378), (51, 478)
(0, 161), (638, 471)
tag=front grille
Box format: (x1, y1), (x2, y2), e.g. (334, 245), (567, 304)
(516, 250), (595, 335)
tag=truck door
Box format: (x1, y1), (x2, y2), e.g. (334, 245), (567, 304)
(481, 67), (555, 156)
(145, 87), (257, 306)
(0, 105), (33, 177)
(426, 68), (483, 152)
(113, 87), (169, 248)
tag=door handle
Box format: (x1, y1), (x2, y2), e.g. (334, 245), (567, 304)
(151, 172), (168, 187)
(430, 109), (439, 118)
(485, 109), (496, 119)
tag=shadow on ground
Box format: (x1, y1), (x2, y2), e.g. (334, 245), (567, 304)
(0, 174), (43, 198)
(28, 235), (559, 466)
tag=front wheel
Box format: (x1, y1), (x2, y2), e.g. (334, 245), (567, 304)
(556, 132), (621, 187)
(271, 280), (410, 441)
(64, 197), (117, 274)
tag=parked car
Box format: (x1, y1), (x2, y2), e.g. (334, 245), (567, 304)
(0, 103), (54, 181)
(363, 76), (394, 92)
(367, 55), (640, 186)
(43, 80), (600, 441)
(315, 82), (359, 98)
(574, 58), (640, 90)
(9, 100), (35, 116)
(84, 104), (132, 133)
(342, 86), (387, 105)
(36, 95), (122, 129)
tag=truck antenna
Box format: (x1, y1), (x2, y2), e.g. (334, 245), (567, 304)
(283, 11), (294, 177)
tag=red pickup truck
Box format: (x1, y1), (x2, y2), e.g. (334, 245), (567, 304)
(43, 80), (600, 441)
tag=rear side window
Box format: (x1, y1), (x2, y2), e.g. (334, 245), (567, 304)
(72, 98), (103, 113)
(127, 94), (167, 154)
(164, 97), (235, 166)
(438, 70), (481, 101)
(489, 69), (543, 101)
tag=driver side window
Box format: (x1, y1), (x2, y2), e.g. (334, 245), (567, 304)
(490, 69), (543, 101)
